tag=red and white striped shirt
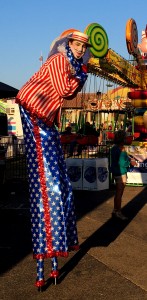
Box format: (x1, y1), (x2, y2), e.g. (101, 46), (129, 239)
(16, 53), (80, 126)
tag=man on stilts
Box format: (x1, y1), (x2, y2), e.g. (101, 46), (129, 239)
(16, 30), (91, 290)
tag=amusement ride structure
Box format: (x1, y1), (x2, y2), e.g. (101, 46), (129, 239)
(85, 19), (147, 139)
(60, 19), (147, 141)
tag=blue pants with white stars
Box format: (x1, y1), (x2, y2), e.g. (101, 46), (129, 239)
(20, 106), (79, 284)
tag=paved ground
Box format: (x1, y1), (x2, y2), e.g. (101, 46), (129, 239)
(0, 180), (147, 300)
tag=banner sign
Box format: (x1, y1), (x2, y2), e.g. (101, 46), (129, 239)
(125, 144), (147, 184)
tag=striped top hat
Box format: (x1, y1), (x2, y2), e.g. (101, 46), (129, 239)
(68, 31), (91, 47)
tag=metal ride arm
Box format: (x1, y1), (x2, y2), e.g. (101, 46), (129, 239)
(86, 20), (147, 90)
(87, 49), (142, 89)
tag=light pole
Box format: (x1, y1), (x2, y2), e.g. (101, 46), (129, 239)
(39, 52), (43, 67)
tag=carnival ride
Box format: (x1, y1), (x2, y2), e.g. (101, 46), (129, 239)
(61, 20), (147, 142)
(52, 21), (147, 187)
(84, 20), (147, 140)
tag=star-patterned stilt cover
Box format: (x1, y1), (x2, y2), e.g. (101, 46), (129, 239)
(20, 106), (79, 260)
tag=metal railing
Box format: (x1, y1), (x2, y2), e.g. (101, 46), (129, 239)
(62, 143), (110, 159)
(0, 142), (111, 183)
(0, 142), (27, 183)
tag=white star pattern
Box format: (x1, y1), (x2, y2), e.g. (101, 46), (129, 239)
(20, 107), (79, 258)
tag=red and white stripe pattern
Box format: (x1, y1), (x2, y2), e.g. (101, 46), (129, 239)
(16, 53), (80, 126)
(69, 31), (90, 44)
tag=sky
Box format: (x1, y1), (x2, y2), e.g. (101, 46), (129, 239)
(1, 0), (147, 92)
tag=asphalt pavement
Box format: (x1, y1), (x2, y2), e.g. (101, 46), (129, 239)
(0, 180), (147, 300)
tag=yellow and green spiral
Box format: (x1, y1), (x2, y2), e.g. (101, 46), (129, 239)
(84, 23), (109, 58)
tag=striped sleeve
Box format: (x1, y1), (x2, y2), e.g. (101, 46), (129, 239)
(48, 54), (80, 97)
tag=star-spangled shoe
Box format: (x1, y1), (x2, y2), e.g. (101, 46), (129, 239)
(35, 279), (46, 292)
(50, 269), (60, 285)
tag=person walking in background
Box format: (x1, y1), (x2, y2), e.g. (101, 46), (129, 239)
(110, 130), (137, 221)
(16, 30), (91, 290)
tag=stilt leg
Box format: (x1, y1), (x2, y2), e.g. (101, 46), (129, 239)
(50, 257), (59, 285)
(35, 258), (45, 290)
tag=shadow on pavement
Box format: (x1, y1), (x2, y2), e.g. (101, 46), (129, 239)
(54, 187), (147, 285)
(0, 180), (146, 283)
(74, 188), (115, 218)
(0, 180), (32, 275)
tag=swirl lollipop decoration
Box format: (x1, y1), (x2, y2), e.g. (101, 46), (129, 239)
(126, 18), (139, 56)
(60, 28), (79, 38)
(84, 23), (109, 58)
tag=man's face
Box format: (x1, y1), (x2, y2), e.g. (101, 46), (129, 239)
(69, 40), (87, 59)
